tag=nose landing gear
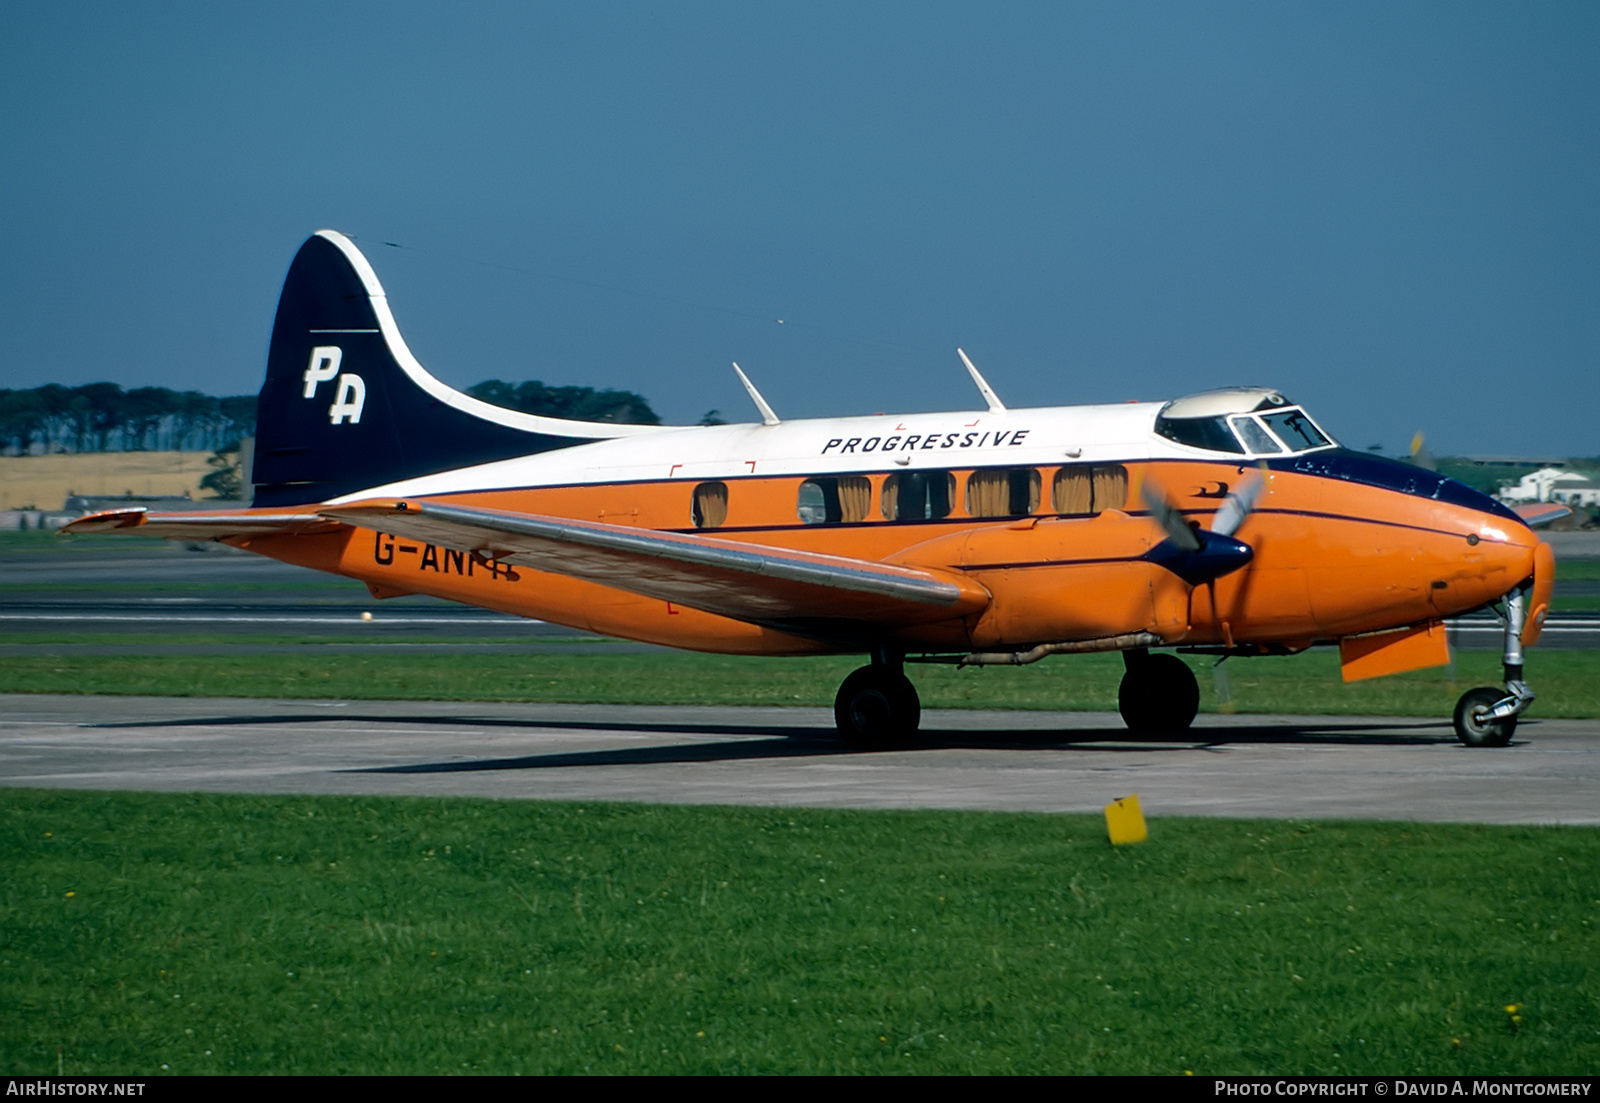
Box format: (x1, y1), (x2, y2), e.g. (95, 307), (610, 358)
(1452, 582), (1535, 748)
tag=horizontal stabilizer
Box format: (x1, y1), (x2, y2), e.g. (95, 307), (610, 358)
(61, 508), (336, 539)
(322, 500), (990, 629)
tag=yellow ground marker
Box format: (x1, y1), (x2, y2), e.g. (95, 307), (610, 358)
(1104, 793), (1148, 845)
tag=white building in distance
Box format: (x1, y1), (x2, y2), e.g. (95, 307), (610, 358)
(1499, 467), (1600, 508)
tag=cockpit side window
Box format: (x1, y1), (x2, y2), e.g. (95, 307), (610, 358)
(1262, 410), (1331, 451)
(1153, 416), (1246, 454)
(1229, 416), (1282, 454)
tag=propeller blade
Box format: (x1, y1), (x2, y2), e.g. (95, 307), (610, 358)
(1141, 479), (1202, 552)
(1212, 468), (1265, 538)
(1409, 430), (1436, 472)
(1141, 471), (1258, 586)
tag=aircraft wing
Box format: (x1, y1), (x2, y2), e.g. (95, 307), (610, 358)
(61, 508), (338, 539)
(1511, 502), (1573, 528)
(322, 500), (991, 627)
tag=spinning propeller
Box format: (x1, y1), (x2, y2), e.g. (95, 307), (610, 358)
(1140, 468), (1265, 586)
(1407, 431), (1437, 472)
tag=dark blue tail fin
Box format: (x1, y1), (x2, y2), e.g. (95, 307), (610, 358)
(251, 230), (656, 507)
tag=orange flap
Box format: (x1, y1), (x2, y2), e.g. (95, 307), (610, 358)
(1339, 621), (1450, 683)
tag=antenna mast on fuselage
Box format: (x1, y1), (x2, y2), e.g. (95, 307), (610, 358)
(731, 362), (781, 426)
(957, 348), (1006, 414)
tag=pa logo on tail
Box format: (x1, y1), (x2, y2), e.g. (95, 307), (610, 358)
(251, 230), (661, 507)
(302, 346), (366, 425)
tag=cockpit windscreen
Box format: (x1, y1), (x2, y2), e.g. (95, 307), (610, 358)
(1153, 415), (1245, 454)
(1260, 410), (1330, 451)
(1229, 416), (1282, 454)
(1155, 405), (1335, 457)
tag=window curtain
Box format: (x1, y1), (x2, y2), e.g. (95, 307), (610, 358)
(880, 475), (899, 519)
(693, 481), (728, 528)
(1053, 465), (1126, 514)
(1015, 468), (1042, 514)
(837, 477), (871, 522)
(966, 469), (1012, 517)
(1091, 466), (1128, 511)
(1053, 467), (1092, 514)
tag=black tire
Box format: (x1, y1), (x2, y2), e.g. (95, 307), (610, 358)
(1453, 686), (1516, 748)
(1118, 653), (1200, 736)
(834, 665), (921, 746)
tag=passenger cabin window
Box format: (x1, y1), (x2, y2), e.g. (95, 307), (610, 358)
(882, 471), (955, 521)
(796, 476), (871, 524)
(966, 468), (1040, 518)
(692, 481), (728, 528)
(1052, 464), (1129, 514)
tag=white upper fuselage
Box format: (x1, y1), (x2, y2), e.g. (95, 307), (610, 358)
(332, 398), (1303, 502)
(308, 228), (1339, 506)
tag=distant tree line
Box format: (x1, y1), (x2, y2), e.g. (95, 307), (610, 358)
(466, 380), (660, 425)
(1, 379), (660, 456)
(0, 384), (258, 455)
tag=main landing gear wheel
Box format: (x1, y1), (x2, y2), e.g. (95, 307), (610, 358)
(1453, 687), (1516, 748)
(834, 665), (921, 746)
(1118, 653), (1200, 737)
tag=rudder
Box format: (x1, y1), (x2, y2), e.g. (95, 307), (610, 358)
(251, 231), (655, 507)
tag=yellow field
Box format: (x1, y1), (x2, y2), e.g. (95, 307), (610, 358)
(0, 452), (212, 511)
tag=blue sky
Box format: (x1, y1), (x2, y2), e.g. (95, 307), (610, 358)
(2, 2), (1596, 455)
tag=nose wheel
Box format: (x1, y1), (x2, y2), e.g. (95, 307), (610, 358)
(1452, 687), (1518, 747)
(1117, 651), (1200, 736)
(1452, 581), (1536, 748)
(834, 662), (921, 746)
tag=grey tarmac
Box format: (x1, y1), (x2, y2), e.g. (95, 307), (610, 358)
(2, 693), (1596, 825)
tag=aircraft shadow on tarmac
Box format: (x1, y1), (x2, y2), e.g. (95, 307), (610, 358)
(84, 712), (1475, 775)
(334, 721), (1462, 775)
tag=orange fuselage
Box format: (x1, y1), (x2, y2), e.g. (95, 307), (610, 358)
(231, 457), (1539, 657)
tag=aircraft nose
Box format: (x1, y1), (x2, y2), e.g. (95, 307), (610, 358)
(1429, 514), (1537, 620)
(1489, 533), (1537, 591)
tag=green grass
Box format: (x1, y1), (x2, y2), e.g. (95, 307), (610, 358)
(1549, 559), (1600, 610)
(4, 648), (1599, 718)
(0, 530), (169, 555)
(1, 632), (625, 646)
(0, 529), (75, 549)
(3, 789), (1593, 1075)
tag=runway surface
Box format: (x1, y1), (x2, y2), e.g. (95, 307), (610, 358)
(0, 537), (666, 654)
(4, 694), (1596, 825)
